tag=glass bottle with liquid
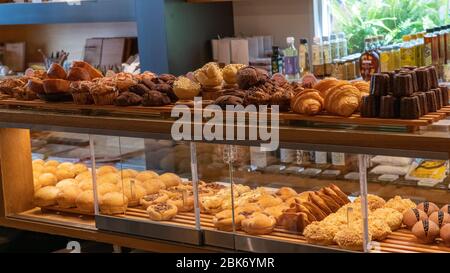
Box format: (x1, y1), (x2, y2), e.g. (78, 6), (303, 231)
(283, 37), (300, 81)
(312, 36), (324, 78)
(298, 38), (310, 76)
(330, 33), (340, 62)
(416, 32), (425, 67)
(392, 45), (401, 70)
(338, 32), (348, 58)
(360, 37), (380, 81)
(271, 46), (283, 75)
(400, 35), (416, 67)
(424, 29), (435, 66)
(322, 36), (332, 77)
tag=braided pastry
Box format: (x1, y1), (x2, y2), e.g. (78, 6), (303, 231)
(291, 89), (324, 116)
(324, 84), (361, 117)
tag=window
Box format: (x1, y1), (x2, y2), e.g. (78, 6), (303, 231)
(316, 0), (449, 53)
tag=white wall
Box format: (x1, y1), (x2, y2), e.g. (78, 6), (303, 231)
(233, 0), (315, 48)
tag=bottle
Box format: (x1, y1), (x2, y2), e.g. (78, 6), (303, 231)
(392, 44), (401, 70)
(283, 37), (300, 81)
(330, 33), (340, 62)
(379, 46), (391, 72)
(446, 25), (450, 64)
(416, 32), (425, 67)
(424, 29), (435, 66)
(431, 28), (440, 67)
(271, 46), (283, 75)
(322, 36), (332, 76)
(400, 35), (415, 67)
(312, 36), (324, 78)
(438, 26), (447, 65)
(410, 34), (419, 66)
(298, 38), (310, 76)
(360, 37), (380, 81)
(338, 32), (348, 57)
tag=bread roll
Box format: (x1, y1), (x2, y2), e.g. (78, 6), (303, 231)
(97, 165), (118, 176)
(67, 67), (91, 81)
(72, 61), (103, 79)
(43, 79), (71, 94)
(99, 192), (128, 215)
(38, 173), (58, 187)
(135, 171), (159, 182)
(76, 190), (95, 213)
(56, 168), (76, 181)
(159, 173), (181, 188)
(141, 178), (162, 195)
(97, 183), (120, 196)
(34, 186), (60, 207)
(47, 63), (67, 79)
(44, 160), (60, 167)
(56, 185), (82, 208)
(56, 179), (78, 189)
(75, 171), (92, 182)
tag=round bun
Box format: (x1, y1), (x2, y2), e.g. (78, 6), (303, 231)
(44, 160), (60, 167)
(140, 193), (169, 209)
(56, 185), (82, 208)
(275, 187), (297, 201)
(135, 171), (159, 182)
(42, 166), (57, 175)
(440, 223), (450, 246)
(75, 171), (92, 182)
(97, 173), (120, 185)
(56, 179), (78, 189)
(73, 163), (88, 175)
(76, 190), (95, 213)
(412, 220), (440, 244)
(79, 178), (93, 191)
(100, 192), (128, 215)
(241, 212), (276, 235)
(257, 195), (283, 208)
(440, 204), (450, 214)
(429, 211), (450, 228)
(33, 159), (45, 165)
(57, 162), (75, 170)
(147, 202), (178, 221)
(213, 209), (245, 231)
(119, 179), (146, 207)
(403, 208), (428, 229)
(159, 173), (181, 188)
(34, 186), (60, 207)
(55, 168), (76, 181)
(119, 169), (138, 179)
(97, 183), (120, 196)
(38, 173), (58, 187)
(417, 201), (439, 216)
(141, 179), (162, 195)
(97, 165), (118, 176)
(43, 79), (71, 94)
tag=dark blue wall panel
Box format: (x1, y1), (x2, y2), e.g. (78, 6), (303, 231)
(0, 0), (135, 25)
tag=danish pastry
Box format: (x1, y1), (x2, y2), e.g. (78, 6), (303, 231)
(147, 202), (178, 221)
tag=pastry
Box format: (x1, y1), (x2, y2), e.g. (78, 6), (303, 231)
(236, 66), (268, 89)
(371, 208), (403, 231)
(135, 171), (159, 182)
(34, 186), (60, 207)
(289, 202), (317, 223)
(73, 163), (88, 175)
(360, 95), (379, 118)
(352, 80), (370, 93)
(168, 191), (194, 212)
(99, 192), (128, 215)
(270, 89), (295, 111)
(119, 180), (146, 207)
(324, 83), (361, 117)
(214, 95), (244, 109)
(440, 224), (450, 246)
(43, 79), (71, 94)
(72, 61), (103, 79)
(128, 84), (150, 96)
(275, 187), (297, 201)
(257, 194), (283, 208)
(56, 185), (82, 209)
(47, 63), (67, 79)
(309, 193), (333, 215)
(315, 192), (341, 212)
(241, 212), (276, 235)
(415, 68), (432, 91)
(429, 211), (450, 227)
(118, 169), (138, 179)
(89, 81), (118, 105)
(370, 73), (389, 96)
(55, 179), (78, 189)
(300, 73), (318, 88)
(75, 171), (92, 182)
(319, 187), (348, 206)
(114, 91), (142, 106)
(290, 89), (324, 115)
(393, 73), (413, 97)
(302, 201), (328, 221)
(25, 78), (44, 95)
(55, 168), (76, 181)
(142, 90), (171, 106)
(303, 221), (335, 245)
(278, 212), (310, 233)
(441, 204), (450, 214)
(428, 66), (439, 88)
(400, 70), (419, 92)
(159, 173), (181, 188)
(423, 91), (438, 113)
(67, 67), (91, 81)
(381, 71), (396, 94)
(400, 96), (421, 119)
(38, 173), (58, 187)
(385, 196), (416, 213)
(213, 209), (245, 231)
(328, 184), (350, 204)
(200, 195), (223, 214)
(113, 72), (138, 92)
(76, 190), (95, 213)
(147, 202), (178, 221)
(140, 193), (169, 209)
(403, 208), (428, 229)
(173, 76), (201, 100)
(412, 220), (440, 244)
(334, 224), (370, 251)
(312, 78), (341, 96)
(263, 204), (290, 222)
(44, 160), (60, 167)
(354, 194), (386, 211)
(140, 179), (163, 195)
(134, 71), (156, 83)
(218, 88), (246, 98)
(223, 64), (246, 86)
(367, 218), (392, 241)
(417, 201), (439, 216)
(0, 78), (27, 95)
(97, 183), (120, 195)
(195, 62), (224, 88)
(97, 165), (118, 176)
(78, 179), (93, 191)
(57, 162), (75, 170)
(155, 83), (178, 103)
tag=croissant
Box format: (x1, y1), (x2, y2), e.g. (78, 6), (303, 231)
(312, 78), (341, 96)
(351, 80), (370, 93)
(324, 84), (361, 117)
(291, 89), (324, 116)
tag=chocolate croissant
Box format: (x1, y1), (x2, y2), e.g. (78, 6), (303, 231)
(324, 84), (362, 117)
(290, 89), (324, 116)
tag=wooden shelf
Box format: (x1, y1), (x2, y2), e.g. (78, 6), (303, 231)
(0, 0), (135, 25)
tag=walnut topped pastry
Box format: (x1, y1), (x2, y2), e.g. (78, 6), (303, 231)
(195, 62), (223, 88)
(112, 72), (138, 92)
(173, 76), (201, 100)
(147, 202), (178, 221)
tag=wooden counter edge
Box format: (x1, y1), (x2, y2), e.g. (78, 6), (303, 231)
(0, 217), (225, 253)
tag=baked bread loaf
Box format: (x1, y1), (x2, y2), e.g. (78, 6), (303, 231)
(290, 89), (324, 115)
(72, 61), (103, 79)
(43, 79), (71, 94)
(47, 63), (67, 79)
(324, 84), (361, 116)
(412, 219), (440, 243)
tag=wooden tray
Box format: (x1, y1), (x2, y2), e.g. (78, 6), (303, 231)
(39, 206), (450, 253)
(1, 98), (449, 132)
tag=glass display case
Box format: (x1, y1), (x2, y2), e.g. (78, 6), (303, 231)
(0, 106), (449, 253)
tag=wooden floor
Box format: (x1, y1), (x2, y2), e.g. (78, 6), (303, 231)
(18, 206), (450, 253)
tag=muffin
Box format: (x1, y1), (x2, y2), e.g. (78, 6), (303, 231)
(194, 62), (223, 88)
(90, 81), (118, 105)
(237, 66), (269, 89)
(173, 76), (201, 100)
(70, 81), (94, 105)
